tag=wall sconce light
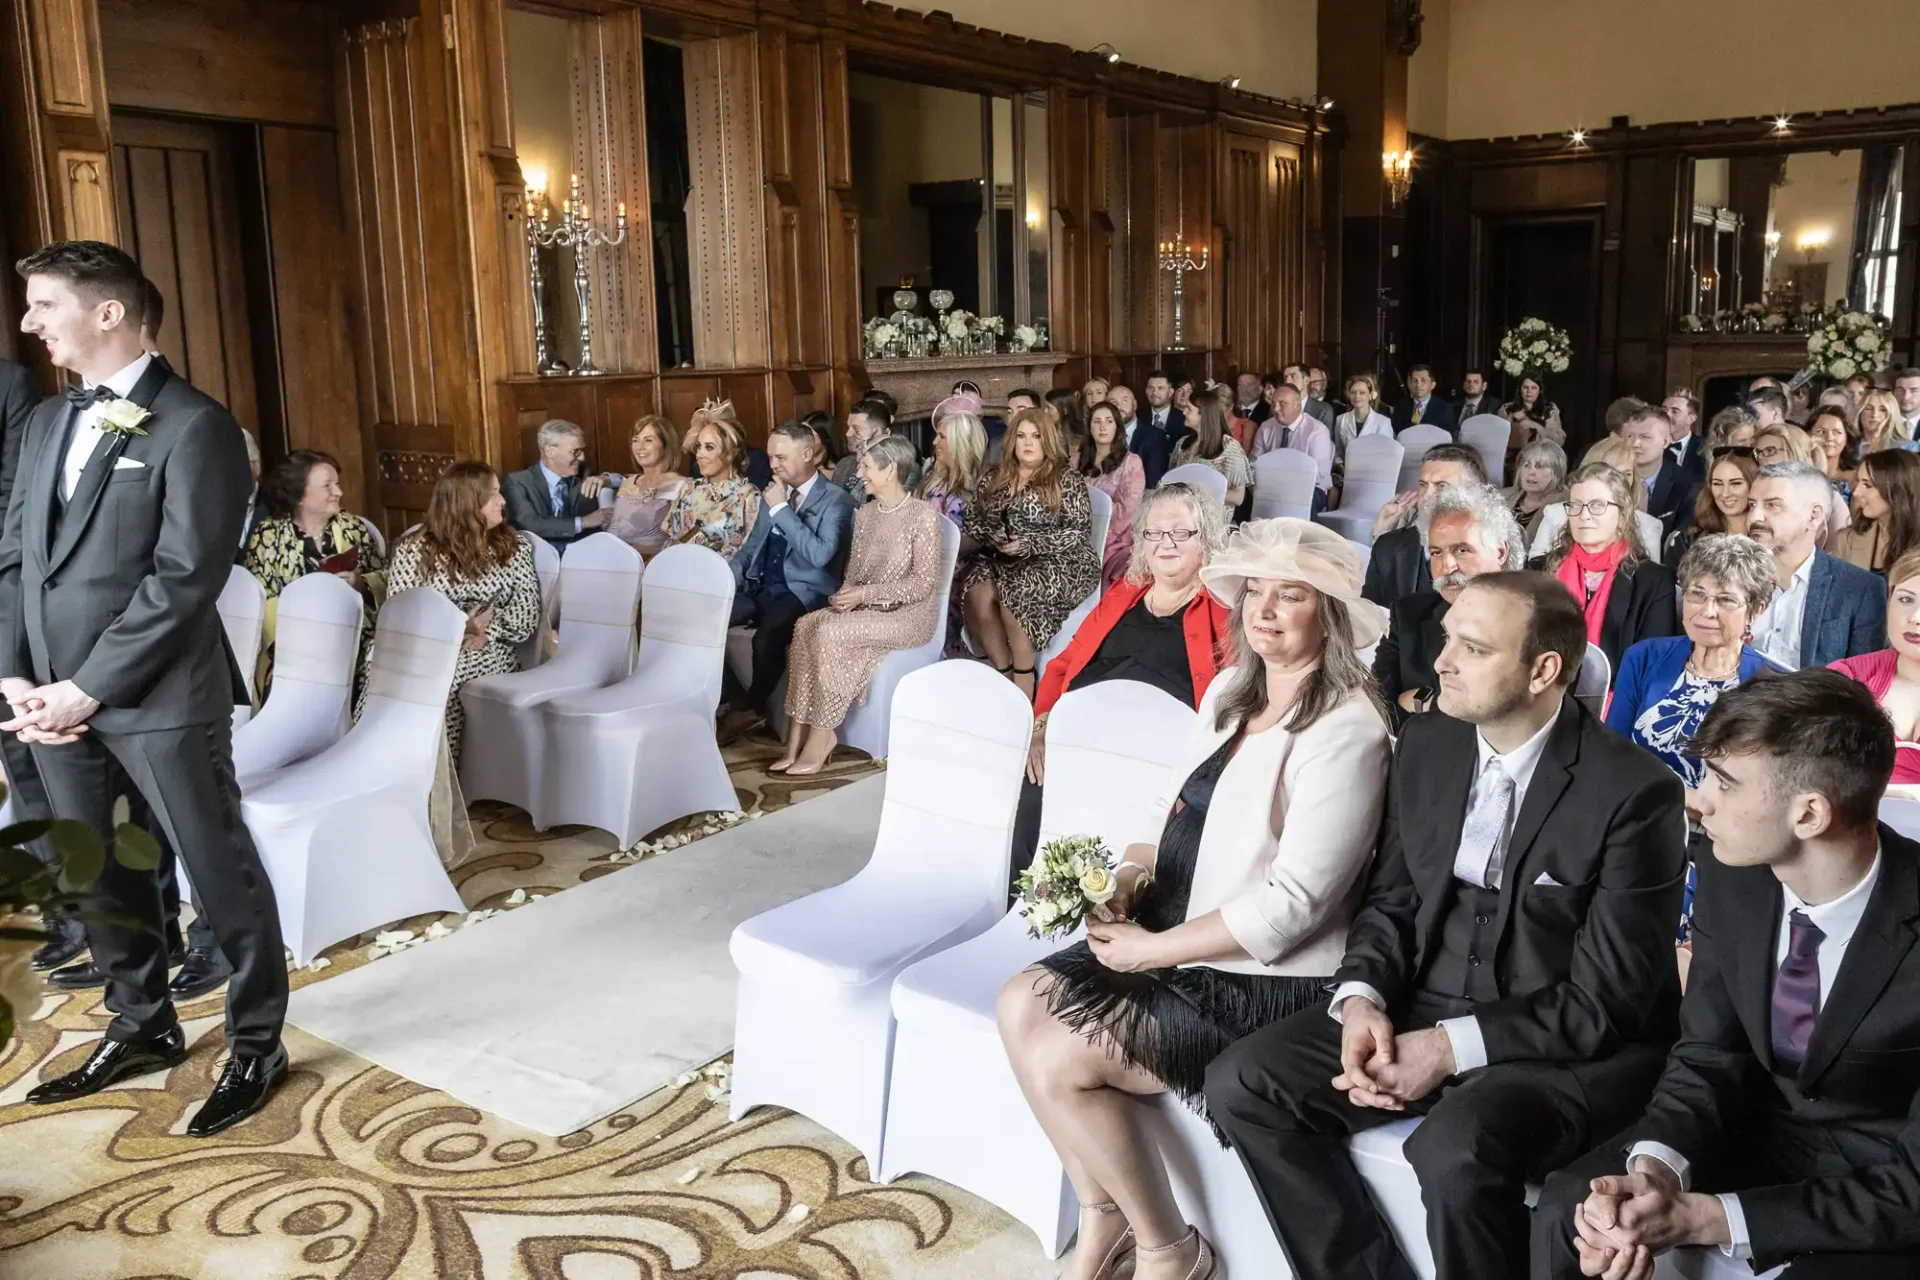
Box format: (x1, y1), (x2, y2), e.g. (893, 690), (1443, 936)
(1383, 149), (1414, 207)
(1764, 229), (1782, 252)
(1318, 96), (1336, 111)
(1090, 42), (1121, 64)
(1026, 208), (1042, 229)
(1796, 227), (1831, 259)
(1771, 115), (1793, 135)
(1220, 74), (1241, 90)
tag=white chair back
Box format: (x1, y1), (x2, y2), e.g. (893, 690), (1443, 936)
(1575, 643), (1612, 698)
(353, 587), (467, 777)
(1343, 433), (1404, 490)
(357, 514), (387, 558)
(1159, 463), (1227, 505)
(1394, 424), (1452, 492)
(634, 543), (735, 713)
(837, 517), (965, 761)
(234, 572), (364, 780)
(218, 565), (268, 709)
(555, 532), (644, 656)
(517, 531), (564, 669)
(1459, 414), (1511, 486)
(1086, 485), (1113, 558)
(870, 661), (1033, 904)
(1039, 681), (1196, 852)
(1251, 449), (1319, 521)
(1880, 796), (1920, 841)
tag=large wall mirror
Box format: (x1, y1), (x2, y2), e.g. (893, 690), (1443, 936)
(847, 68), (1049, 329)
(1681, 145), (1904, 324)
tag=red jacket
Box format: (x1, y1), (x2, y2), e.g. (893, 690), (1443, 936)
(1035, 578), (1231, 715)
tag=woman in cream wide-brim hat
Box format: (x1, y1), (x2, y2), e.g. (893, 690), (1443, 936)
(998, 517), (1391, 1280)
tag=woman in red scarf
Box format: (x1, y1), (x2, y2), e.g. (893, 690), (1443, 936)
(1539, 461), (1677, 672)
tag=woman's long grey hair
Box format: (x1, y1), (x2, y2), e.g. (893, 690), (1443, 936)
(1211, 587), (1388, 734)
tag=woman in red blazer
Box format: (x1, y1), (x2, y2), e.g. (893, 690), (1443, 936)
(1013, 481), (1232, 887)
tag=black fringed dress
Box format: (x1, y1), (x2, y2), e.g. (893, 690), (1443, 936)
(1035, 735), (1332, 1131)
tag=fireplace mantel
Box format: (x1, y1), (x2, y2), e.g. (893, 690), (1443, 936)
(866, 352), (1071, 417)
(1665, 334), (1810, 398)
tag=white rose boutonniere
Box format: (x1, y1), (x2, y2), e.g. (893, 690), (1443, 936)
(97, 398), (153, 438)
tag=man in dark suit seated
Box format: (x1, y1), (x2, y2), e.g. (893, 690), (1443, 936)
(1205, 572), (1687, 1280)
(1362, 443), (1489, 607)
(1661, 389), (1706, 485)
(1537, 669), (1920, 1280)
(1454, 368), (1502, 422)
(1375, 482), (1524, 727)
(1234, 370), (1272, 427)
(1282, 362), (1336, 430)
(1391, 364), (1458, 438)
(502, 419), (612, 548)
(1747, 461), (1885, 669)
(1133, 370), (1188, 484)
(716, 421), (856, 744)
(1621, 404), (1699, 542)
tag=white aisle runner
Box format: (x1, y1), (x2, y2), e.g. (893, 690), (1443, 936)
(288, 776), (884, 1136)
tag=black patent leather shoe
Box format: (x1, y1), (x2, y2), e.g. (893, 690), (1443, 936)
(30, 920), (87, 972)
(25, 1027), (189, 1104)
(186, 1043), (289, 1137)
(46, 936), (189, 990)
(168, 948), (233, 1000)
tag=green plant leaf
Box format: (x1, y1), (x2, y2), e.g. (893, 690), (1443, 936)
(49, 819), (104, 892)
(0, 819), (49, 847)
(112, 824), (162, 871)
(0, 847), (47, 886)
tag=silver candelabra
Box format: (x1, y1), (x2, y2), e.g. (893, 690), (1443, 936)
(1157, 239), (1208, 350)
(526, 172), (627, 376)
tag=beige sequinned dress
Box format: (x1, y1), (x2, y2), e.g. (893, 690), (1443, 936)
(785, 498), (944, 729)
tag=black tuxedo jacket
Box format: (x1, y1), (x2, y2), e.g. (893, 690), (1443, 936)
(1336, 696), (1688, 1063)
(0, 358), (251, 732)
(1373, 589), (1448, 727)
(0, 360), (36, 512)
(1391, 396), (1458, 438)
(1644, 458), (1699, 540)
(1361, 524), (1432, 608)
(1622, 829), (1920, 1268)
(1668, 433), (1707, 485)
(503, 462), (598, 546)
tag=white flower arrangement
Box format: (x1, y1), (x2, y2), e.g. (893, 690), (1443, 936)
(941, 309), (974, 342)
(1015, 834), (1121, 939)
(1496, 317), (1571, 380)
(1805, 308), (1890, 380)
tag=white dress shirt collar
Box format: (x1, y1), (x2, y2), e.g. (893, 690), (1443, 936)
(1472, 702), (1559, 803)
(82, 352), (153, 397)
(537, 461), (571, 494)
(1780, 846), (1881, 980)
(62, 353), (155, 501)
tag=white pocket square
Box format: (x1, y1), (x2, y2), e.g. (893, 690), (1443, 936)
(112, 457), (146, 470)
(1532, 871), (1564, 887)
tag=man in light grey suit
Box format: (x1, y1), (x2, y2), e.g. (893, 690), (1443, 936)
(716, 420), (855, 744)
(2, 241), (288, 1137)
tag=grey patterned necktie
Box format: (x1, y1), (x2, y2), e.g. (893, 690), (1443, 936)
(1456, 756), (1515, 889)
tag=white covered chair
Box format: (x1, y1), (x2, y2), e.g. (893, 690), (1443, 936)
(1036, 486), (1112, 678)
(1576, 642), (1613, 698)
(1394, 424), (1453, 493)
(879, 680), (1196, 1256)
(218, 565), (267, 728)
(1252, 447), (1320, 521)
(233, 573), (364, 785)
(536, 543), (736, 847)
(1459, 414), (1512, 486)
(357, 514), (387, 558)
(241, 587), (467, 966)
(459, 533), (643, 821)
(730, 661), (1033, 1175)
(1159, 462), (1228, 505)
(1318, 434), (1404, 545)
(1879, 795), (1920, 840)
(516, 532), (563, 671)
(838, 515), (964, 760)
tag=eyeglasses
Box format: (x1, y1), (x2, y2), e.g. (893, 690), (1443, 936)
(1566, 500), (1621, 516)
(1142, 528), (1200, 544)
(1753, 445), (1789, 462)
(1682, 588), (1747, 613)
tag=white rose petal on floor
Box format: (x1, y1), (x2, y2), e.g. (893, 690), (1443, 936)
(285, 776), (884, 1136)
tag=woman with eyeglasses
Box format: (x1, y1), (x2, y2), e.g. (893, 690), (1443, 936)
(1665, 449), (1757, 563)
(1836, 448), (1920, 576)
(1007, 483), (1232, 887)
(1605, 533), (1777, 955)
(1537, 461), (1677, 671)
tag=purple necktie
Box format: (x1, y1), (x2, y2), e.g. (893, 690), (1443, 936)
(1769, 909), (1824, 1071)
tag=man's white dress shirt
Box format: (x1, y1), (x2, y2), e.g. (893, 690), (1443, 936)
(1750, 550), (1814, 671)
(63, 353), (153, 501)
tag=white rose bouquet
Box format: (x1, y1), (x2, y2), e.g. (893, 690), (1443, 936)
(1805, 308), (1890, 380)
(1015, 834), (1125, 940)
(1496, 317), (1572, 380)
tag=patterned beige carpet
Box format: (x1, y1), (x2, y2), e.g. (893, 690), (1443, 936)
(0, 733), (1051, 1280)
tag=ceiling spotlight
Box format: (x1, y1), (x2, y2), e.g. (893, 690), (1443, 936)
(1568, 128), (1588, 148)
(1090, 42), (1121, 64)
(1771, 114), (1793, 134)
(1220, 74), (1241, 90)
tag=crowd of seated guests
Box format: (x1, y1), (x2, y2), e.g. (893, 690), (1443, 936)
(1528, 435), (1666, 562)
(1363, 443), (1488, 604)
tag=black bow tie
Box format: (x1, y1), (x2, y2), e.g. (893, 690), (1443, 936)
(65, 385), (117, 409)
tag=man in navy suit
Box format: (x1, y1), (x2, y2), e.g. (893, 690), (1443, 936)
(716, 421), (856, 744)
(1391, 365), (1458, 438)
(1621, 405), (1699, 542)
(1661, 389), (1707, 484)
(1747, 461), (1884, 670)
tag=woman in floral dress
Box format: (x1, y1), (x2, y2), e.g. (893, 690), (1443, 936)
(663, 416), (761, 559)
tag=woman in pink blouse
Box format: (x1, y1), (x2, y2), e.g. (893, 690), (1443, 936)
(1828, 546), (1920, 787)
(1078, 399), (1146, 586)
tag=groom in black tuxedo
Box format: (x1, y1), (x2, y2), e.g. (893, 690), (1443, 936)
(2, 241), (289, 1135)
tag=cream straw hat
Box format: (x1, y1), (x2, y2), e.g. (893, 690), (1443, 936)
(1200, 517), (1388, 649)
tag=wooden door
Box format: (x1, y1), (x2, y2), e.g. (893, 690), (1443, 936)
(1482, 215), (1602, 447)
(109, 113), (259, 430)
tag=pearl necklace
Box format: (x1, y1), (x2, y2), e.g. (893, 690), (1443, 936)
(876, 494), (910, 514)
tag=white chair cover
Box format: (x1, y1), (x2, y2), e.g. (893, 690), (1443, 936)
(218, 565), (267, 727)
(460, 533), (643, 821)
(1394, 424), (1453, 493)
(1036, 486), (1113, 677)
(730, 661), (1033, 1175)
(240, 588), (468, 966)
(357, 514), (387, 558)
(233, 573), (364, 785)
(1317, 434), (1404, 545)
(1460, 414), (1511, 486)
(1159, 463), (1227, 505)
(516, 532), (563, 671)
(1142, 1093), (1299, 1277)
(879, 681), (1195, 1255)
(1576, 643), (1612, 697)
(535, 543), (737, 847)
(1352, 1116), (1552, 1280)
(1252, 448), (1319, 521)
(839, 515), (964, 760)
(1879, 796), (1920, 841)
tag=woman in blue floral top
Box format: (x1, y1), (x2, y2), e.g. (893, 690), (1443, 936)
(1604, 533), (1778, 953)
(663, 416), (761, 560)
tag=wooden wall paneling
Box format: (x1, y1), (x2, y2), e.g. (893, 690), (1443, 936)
(1047, 85), (1097, 362)
(1275, 140), (1306, 368)
(1611, 152), (1681, 408)
(656, 372), (723, 440)
(97, 0), (336, 128)
(759, 27), (831, 373)
(818, 37), (863, 408)
(20, 0), (116, 244)
(0, 0), (55, 362)
(570, 8), (655, 376)
(1086, 91), (1113, 365)
(719, 369), (770, 439)
(683, 31), (771, 370)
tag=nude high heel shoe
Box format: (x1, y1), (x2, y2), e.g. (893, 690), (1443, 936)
(1134, 1225), (1215, 1280)
(1067, 1201), (1135, 1280)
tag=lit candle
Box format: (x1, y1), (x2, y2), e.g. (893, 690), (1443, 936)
(617, 200), (626, 218)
